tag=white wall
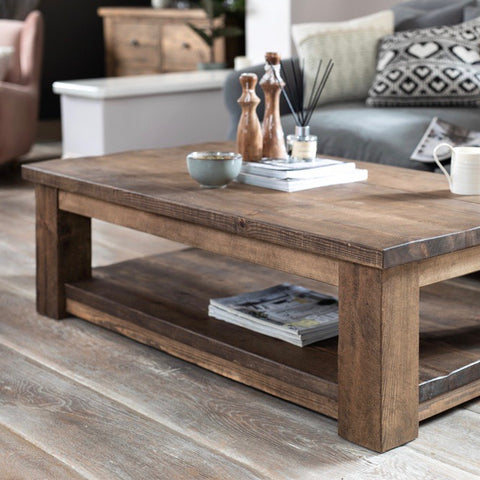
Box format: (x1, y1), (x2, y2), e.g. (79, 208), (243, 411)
(246, 0), (291, 64)
(246, 0), (399, 63)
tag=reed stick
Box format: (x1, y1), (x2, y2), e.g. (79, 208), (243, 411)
(269, 57), (334, 127)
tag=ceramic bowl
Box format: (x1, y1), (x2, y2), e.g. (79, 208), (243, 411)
(186, 151), (243, 188)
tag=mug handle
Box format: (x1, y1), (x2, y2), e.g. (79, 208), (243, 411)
(433, 143), (453, 190)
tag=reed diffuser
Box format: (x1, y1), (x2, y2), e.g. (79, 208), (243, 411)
(270, 58), (334, 161)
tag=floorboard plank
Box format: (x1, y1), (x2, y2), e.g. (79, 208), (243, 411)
(410, 409), (480, 476)
(0, 424), (87, 480)
(0, 342), (266, 480)
(342, 448), (480, 480)
(463, 399), (480, 414)
(0, 287), (377, 479)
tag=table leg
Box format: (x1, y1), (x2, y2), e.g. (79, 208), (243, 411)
(35, 185), (91, 319)
(338, 262), (419, 452)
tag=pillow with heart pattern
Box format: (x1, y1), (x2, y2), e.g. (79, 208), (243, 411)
(367, 17), (480, 106)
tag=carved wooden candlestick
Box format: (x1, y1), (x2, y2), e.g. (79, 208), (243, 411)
(236, 73), (263, 162)
(260, 52), (287, 160)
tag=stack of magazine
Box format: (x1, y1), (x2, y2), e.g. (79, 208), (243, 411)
(236, 158), (368, 192)
(208, 283), (339, 347)
(411, 116), (480, 162)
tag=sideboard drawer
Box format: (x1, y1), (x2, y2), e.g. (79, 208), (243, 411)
(162, 24), (208, 71)
(112, 22), (160, 48)
(110, 28), (161, 74)
(113, 43), (160, 68)
(99, 7), (225, 77)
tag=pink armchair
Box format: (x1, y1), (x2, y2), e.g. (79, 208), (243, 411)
(0, 11), (43, 165)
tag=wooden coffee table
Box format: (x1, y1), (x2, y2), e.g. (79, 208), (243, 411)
(23, 142), (480, 452)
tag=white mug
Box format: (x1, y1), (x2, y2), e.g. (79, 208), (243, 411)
(433, 143), (480, 195)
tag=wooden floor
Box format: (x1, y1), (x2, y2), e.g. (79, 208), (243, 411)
(1, 148), (480, 478)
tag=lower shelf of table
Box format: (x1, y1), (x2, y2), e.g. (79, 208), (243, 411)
(65, 248), (480, 421)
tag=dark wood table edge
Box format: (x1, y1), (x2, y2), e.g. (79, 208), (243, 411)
(21, 162), (480, 270)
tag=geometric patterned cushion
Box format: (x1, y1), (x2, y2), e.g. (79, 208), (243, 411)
(367, 17), (480, 106)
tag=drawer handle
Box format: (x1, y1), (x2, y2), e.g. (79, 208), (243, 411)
(130, 39), (140, 47)
(182, 42), (191, 50)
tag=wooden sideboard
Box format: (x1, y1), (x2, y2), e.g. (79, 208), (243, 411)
(98, 7), (225, 76)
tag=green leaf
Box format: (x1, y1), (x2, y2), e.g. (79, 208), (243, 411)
(187, 22), (213, 46)
(211, 26), (243, 39)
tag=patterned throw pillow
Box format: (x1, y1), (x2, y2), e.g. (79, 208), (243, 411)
(367, 18), (480, 106)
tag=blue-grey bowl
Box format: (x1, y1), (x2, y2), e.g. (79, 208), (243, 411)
(186, 151), (243, 188)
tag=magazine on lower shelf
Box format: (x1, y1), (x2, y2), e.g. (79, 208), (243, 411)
(236, 168), (368, 192)
(411, 117), (480, 163)
(208, 283), (339, 347)
(241, 157), (356, 179)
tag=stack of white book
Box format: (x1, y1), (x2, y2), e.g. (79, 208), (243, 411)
(208, 283), (339, 347)
(236, 158), (368, 192)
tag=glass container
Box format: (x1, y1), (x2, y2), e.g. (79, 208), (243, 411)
(287, 126), (318, 162)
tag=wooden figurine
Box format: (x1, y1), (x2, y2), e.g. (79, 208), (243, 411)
(236, 73), (263, 162)
(260, 52), (288, 160)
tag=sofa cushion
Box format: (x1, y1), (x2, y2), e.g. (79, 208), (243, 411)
(392, 0), (476, 31)
(0, 45), (13, 80)
(291, 10), (393, 106)
(464, 5), (480, 21)
(279, 102), (480, 170)
(367, 17), (480, 107)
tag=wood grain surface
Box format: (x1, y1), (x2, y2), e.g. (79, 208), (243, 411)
(341, 447), (480, 480)
(0, 424), (86, 480)
(60, 250), (480, 420)
(236, 73), (263, 162)
(22, 143), (480, 268)
(0, 342), (266, 480)
(35, 185), (91, 318)
(59, 191), (341, 286)
(338, 263), (419, 452)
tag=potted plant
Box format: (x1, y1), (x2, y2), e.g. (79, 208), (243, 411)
(187, 0), (244, 69)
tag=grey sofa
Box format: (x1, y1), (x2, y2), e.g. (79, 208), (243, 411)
(224, 0), (480, 171)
